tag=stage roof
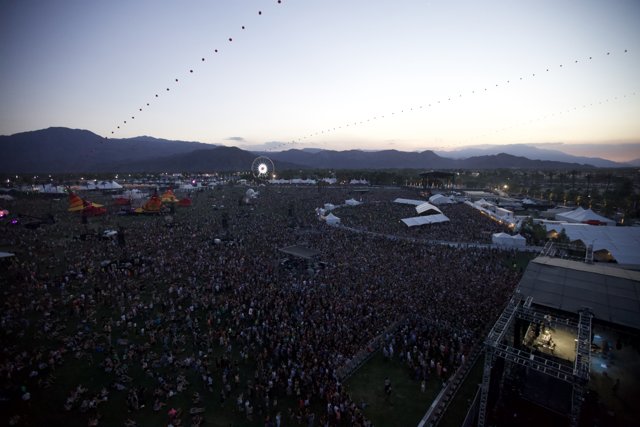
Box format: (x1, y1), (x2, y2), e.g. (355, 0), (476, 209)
(542, 223), (640, 266)
(517, 257), (640, 330)
(278, 245), (321, 260)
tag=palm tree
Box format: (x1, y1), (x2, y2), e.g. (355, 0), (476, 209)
(570, 170), (578, 191)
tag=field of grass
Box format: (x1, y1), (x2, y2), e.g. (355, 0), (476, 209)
(346, 352), (442, 426)
(438, 355), (483, 427)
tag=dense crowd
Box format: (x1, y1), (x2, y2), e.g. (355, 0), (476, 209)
(335, 201), (510, 243)
(0, 186), (522, 426)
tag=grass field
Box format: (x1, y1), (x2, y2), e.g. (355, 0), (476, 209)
(438, 355), (483, 427)
(346, 352), (442, 426)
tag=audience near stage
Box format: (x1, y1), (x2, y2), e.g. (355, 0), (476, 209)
(0, 186), (520, 426)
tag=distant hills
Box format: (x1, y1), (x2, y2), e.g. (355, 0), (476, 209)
(264, 149), (597, 170)
(436, 144), (625, 168)
(0, 127), (631, 173)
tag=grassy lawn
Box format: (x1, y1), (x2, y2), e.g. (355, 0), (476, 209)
(346, 352), (441, 426)
(438, 355), (483, 427)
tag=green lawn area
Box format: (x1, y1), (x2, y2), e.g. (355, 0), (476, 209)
(346, 352), (442, 426)
(438, 355), (483, 427)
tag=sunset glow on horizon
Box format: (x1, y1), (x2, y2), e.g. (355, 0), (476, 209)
(1, 0), (639, 160)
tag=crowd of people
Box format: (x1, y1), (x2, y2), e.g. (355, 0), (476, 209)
(0, 185), (523, 426)
(334, 200), (510, 243)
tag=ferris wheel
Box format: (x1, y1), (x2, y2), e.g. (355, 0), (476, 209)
(251, 156), (275, 179)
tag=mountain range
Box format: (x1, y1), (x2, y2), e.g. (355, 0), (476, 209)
(0, 127), (632, 173)
(435, 144), (625, 168)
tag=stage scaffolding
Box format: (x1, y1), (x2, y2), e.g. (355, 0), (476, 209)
(477, 292), (592, 427)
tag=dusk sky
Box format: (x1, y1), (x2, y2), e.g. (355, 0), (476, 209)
(1, 0), (639, 159)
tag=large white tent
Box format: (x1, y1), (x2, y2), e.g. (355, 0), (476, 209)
(415, 202), (443, 215)
(115, 189), (148, 200)
(345, 198), (362, 206)
(85, 180), (123, 190)
(543, 223), (640, 265)
(324, 213), (341, 225)
(393, 198), (424, 206)
(401, 214), (450, 227)
(324, 203), (336, 211)
(555, 207), (615, 226)
(36, 184), (66, 194)
(492, 232), (526, 248)
(429, 194), (454, 205)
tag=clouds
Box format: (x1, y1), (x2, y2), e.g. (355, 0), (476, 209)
(225, 136), (245, 142)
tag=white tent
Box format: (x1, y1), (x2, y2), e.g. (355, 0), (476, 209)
(474, 198), (494, 208)
(117, 189), (147, 200)
(290, 178), (317, 185)
(543, 223), (640, 265)
(555, 207), (615, 226)
(38, 184), (66, 194)
(325, 213), (341, 225)
(324, 203), (336, 211)
(345, 198), (362, 206)
(393, 198), (425, 206)
(86, 180), (123, 190)
(415, 202), (443, 215)
(269, 179), (288, 184)
(350, 179), (369, 185)
(180, 183), (197, 191)
(492, 232), (526, 248)
(429, 194), (454, 205)
(0, 251), (15, 259)
(401, 214), (450, 227)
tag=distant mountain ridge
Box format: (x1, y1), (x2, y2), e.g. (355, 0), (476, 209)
(436, 143), (624, 168)
(0, 127), (619, 173)
(265, 149), (596, 170)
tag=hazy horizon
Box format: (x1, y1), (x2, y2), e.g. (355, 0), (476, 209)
(1, 1), (639, 159)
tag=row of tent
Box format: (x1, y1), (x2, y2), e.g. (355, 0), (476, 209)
(268, 178), (369, 185)
(68, 189), (192, 215)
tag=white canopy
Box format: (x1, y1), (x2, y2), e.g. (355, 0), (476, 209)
(415, 202), (443, 215)
(474, 198), (494, 208)
(269, 178), (317, 185)
(324, 213), (341, 225)
(350, 179), (369, 185)
(0, 251), (15, 259)
(86, 180), (123, 190)
(429, 194), (454, 205)
(555, 207), (615, 226)
(394, 198), (425, 206)
(345, 198), (362, 206)
(38, 184), (66, 194)
(543, 223), (640, 265)
(117, 189), (148, 199)
(492, 232), (526, 248)
(324, 203), (336, 211)
(401, 214), (450, 227)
